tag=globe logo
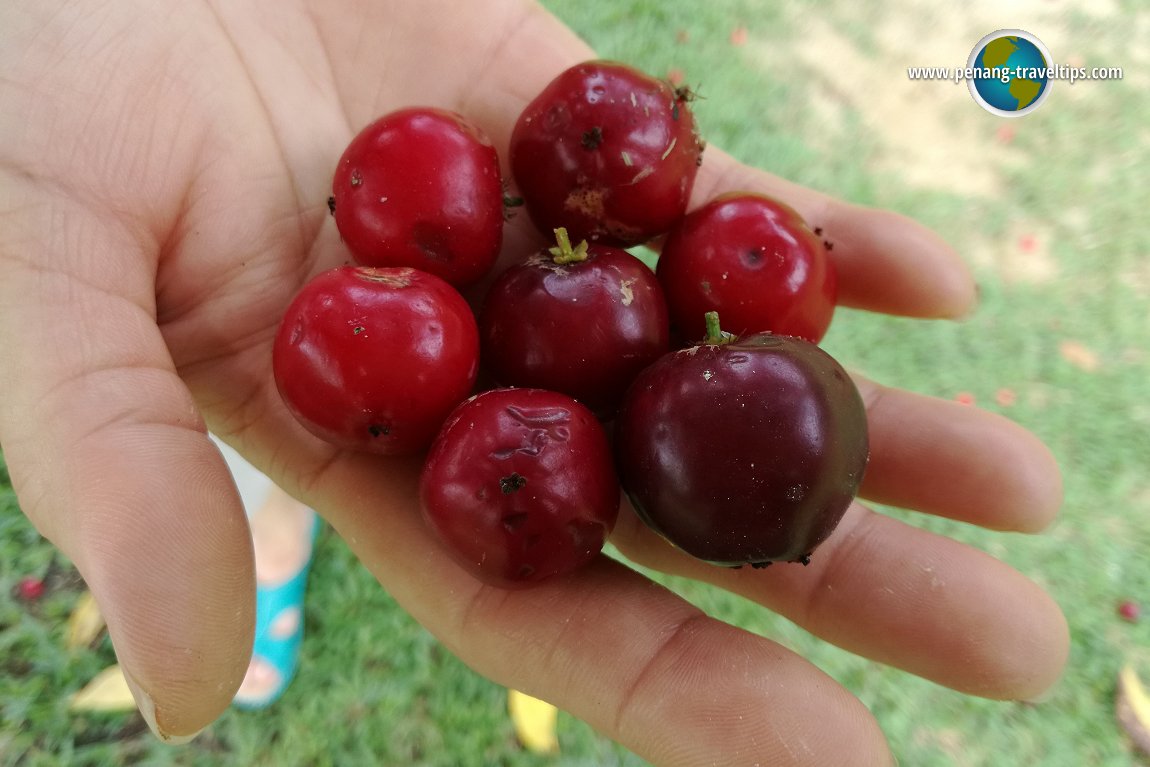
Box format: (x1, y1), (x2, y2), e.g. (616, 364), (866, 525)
(967, 30), (1053, 117)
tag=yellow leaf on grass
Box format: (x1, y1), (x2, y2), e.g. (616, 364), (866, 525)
(1059, 340), (1100, 372)
(508, 688), (559, 754)
(69, 665), (137, 712)
(66, 591), (106, 650)
(1118, 664), (1150, 756)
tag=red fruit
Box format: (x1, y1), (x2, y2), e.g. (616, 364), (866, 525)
(420, 388), (620, 588)
(273, 266), (478, 454)
(331, 107), (504, 286)
(16, 576), (44, 602)
(657, 192), (836, 344)
(615, 313), (868, 566)
(510, 59), (704, 247)
(479, 228), (670, 416)
(1119, 600), (1141, 622)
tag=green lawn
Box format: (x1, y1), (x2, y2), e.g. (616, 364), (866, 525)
(3, 1), (1148, 765)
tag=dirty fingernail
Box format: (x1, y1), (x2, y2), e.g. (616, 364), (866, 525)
(123, 667), (204, 745)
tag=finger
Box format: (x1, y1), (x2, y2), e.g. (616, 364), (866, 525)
(249, 446), (894, 767)
(0, 192), (254, 741)
(854, 375), (1063, 532)
(691, 146), (977, 319)
(612, 500), (1069, 702)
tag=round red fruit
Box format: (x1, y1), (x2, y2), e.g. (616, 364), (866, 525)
(510, 60), (704, 247)
(273, 266), (479, 455)
(615, 313), (868, 567)
(331, 107), (504, 287)
(420, 388), (620, 588)
(479, 228), (670, 416)
(657, 192), (836, 344)
(16, 576), (45, 602)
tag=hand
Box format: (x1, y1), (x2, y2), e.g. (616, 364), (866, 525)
(0, 1), (1068, 763)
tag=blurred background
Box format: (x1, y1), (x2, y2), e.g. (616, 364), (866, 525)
(2, 0), (1147, 764)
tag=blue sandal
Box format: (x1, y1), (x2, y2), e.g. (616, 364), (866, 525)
(233, 509), (320, 710)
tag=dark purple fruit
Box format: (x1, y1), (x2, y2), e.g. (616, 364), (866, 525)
(614, 313), (868, 566)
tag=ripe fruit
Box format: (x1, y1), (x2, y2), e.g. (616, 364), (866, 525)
(331, 107), (504, 286)
(510, 60), (704, 247)
(1119, 600), (1141, 623)
(657, 192), (836, 344)
(420, 388), (620, 588)
(615, 313), (868, 566)
(15, 576), (45, 602)
(273, 266), (479, 455)
(479, 228), (670, 416)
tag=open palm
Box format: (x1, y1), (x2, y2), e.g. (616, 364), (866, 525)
(0, 1), (1068, 764)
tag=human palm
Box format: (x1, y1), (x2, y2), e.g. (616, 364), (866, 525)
(0, 1), (1067, 764)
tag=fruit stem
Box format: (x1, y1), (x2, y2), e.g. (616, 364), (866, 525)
(549, 227), (590, 265)
(703, 311), (736, 345)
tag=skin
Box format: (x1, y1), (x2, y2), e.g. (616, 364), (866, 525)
(0, 1), (1068, 765)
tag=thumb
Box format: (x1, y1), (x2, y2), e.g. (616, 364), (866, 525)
(0, 215), (255, 741)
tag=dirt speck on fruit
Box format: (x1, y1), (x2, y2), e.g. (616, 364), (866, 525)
(619, 278), (636, 306)
(354, 267), (416, 287)
(500, 473), (528, 494)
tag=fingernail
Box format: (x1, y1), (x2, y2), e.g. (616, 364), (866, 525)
(122, 667), (204, 745)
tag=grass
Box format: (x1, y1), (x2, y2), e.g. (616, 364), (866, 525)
(3, 0), (1149, 764)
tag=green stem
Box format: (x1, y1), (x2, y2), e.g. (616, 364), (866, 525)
(548, 227), (590, 265)
(703, 311), (735, 345)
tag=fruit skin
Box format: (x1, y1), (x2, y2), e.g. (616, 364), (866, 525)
(614, 329), (868, 566)
(420, 388), (620, 588)
(273, 266), (479, 455)
(479, 231), (670, 416)
(510, 60), (704, 247)
(331, 107), (504, 287)
(657, 192), (836, 344)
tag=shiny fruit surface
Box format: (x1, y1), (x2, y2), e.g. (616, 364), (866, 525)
(273, 266), (478, 455)
(615, 324), (868, 566)
(420, 388), (619, 588)
(510, 60), (703, 246)
(657, 192), (836, 343)
(331, 107), (504, 286)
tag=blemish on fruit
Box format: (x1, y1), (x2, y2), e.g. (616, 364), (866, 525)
(798, 553), (812, 566)
(327, 196), (336, 215)
(750, 561), (772, 570)
(619, 278), (636, 306)
(500, 472), (528, 494)
(502, 511), (528, 530)
(563, 187), (607, 221)
(581, 126), (603, 149)
(350, 169), (363, 187)
(661, 138), (678, 161)
(785, 485), (806, 502)
(620, 151), (633, 167)
(368, 423), (390, 438)
(823, 240), (834, 251)
(353, 267), (414, 287)
(813, 226), (823, 236)
(353, 326), (365, 335)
